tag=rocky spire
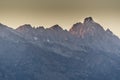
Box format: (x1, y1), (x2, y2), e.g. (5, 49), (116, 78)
(50, 24), (63, 31)
(84, 17), (94, 23)
(69, 17), (106, 38)
(16, 24), (33, 31)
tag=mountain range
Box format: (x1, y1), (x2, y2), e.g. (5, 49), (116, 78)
(0, 17), (120, 80)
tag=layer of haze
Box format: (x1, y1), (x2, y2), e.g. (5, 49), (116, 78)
(0, 0), (120, 36)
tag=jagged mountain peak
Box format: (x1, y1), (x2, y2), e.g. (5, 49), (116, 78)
(16, 24), (34, 31)
(49, 24), (63, 31)
(69, 17), (106, 38)
(73, 22), (83, 27)
(16, 24), (33, 31)
(84, 17), (94, 23)
(69, 22), (83, 31)
(69, 22), (83, 36)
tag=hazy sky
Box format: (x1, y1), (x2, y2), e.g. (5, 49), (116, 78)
(0, 0), (120, 36)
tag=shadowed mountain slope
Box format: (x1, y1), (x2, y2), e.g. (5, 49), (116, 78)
(0, 17), (120, 80)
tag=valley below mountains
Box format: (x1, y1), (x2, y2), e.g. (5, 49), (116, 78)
(0, 17), (120, 80)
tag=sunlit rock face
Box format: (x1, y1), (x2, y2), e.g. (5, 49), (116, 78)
(0, 17), (120, 80)
(69, 17), (120, 53)
(69, 22), (83, 37)
(69, 17), (105, 38)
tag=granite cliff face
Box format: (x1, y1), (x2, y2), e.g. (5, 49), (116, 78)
(0, 17), (120, 80)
